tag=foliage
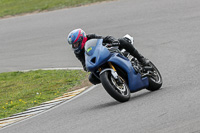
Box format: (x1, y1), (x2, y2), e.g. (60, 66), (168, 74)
(0, 0), (109, 17)
(0, 70), (88, 119)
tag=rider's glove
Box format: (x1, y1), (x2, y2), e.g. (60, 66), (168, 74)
(103, 36), (117, 43)
(111, 40), (120, 46)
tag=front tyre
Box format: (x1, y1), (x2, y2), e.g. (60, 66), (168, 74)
(146, 62), (163, 91)
(100, 71), (130, 102)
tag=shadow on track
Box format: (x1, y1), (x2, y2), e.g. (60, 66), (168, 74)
(88, 88), (164, 111)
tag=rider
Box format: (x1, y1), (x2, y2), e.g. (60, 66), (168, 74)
(67, 28), (149, 85)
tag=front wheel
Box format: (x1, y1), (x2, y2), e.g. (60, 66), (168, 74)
(100, 71), (130, 102)
(146, 62), (163, 91)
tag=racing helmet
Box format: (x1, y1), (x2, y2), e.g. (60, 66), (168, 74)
(67, 29), (87, 54)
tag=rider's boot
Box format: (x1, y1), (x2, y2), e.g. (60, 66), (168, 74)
(137, 56), (150, 66)
(130, 48), (150, 66)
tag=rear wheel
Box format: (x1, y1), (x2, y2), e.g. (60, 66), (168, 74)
(146, 62), (162, 91)
(100, 71), (130, 102)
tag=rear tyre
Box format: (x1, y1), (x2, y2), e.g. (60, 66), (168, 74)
(146, 62), (162, 91)
(100, 71), (130, 102)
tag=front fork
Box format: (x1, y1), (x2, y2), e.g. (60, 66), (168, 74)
(108, 62), (116, 71)
(99, 62), (123, 84)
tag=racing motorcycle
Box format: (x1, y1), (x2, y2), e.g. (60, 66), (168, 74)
(85, 35), (162, 102)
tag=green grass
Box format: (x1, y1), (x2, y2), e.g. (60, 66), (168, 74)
(0, 70), (90, 119)
(0, 0), (110, 18)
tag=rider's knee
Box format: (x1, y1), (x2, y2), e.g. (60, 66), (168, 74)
(89, 73), (101, 85)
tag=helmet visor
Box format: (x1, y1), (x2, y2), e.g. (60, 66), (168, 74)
(72, 41), (80, 49)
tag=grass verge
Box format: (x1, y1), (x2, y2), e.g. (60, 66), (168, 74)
(0, 70), (91, 119)
(0, 0), (110, 18)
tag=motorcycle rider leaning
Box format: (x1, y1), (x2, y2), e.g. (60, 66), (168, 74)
(67, 28), (149, 85)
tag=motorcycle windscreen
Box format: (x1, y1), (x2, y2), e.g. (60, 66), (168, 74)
(85, 39), (97, 56)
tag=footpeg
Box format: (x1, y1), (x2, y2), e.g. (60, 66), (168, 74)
(143, 66), (154, 71)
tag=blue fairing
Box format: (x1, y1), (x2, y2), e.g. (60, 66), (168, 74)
(85, 39), (111, 72)
(108, 53), (149, 92)
(85, 39), (149, 92)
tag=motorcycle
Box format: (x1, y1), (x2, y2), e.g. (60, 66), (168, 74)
(85, 36), (162, 102)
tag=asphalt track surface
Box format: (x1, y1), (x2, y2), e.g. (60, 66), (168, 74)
(1, 0), (200, 132)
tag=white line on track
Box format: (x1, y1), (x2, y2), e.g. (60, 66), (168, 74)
(0, 67), (94, 129)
